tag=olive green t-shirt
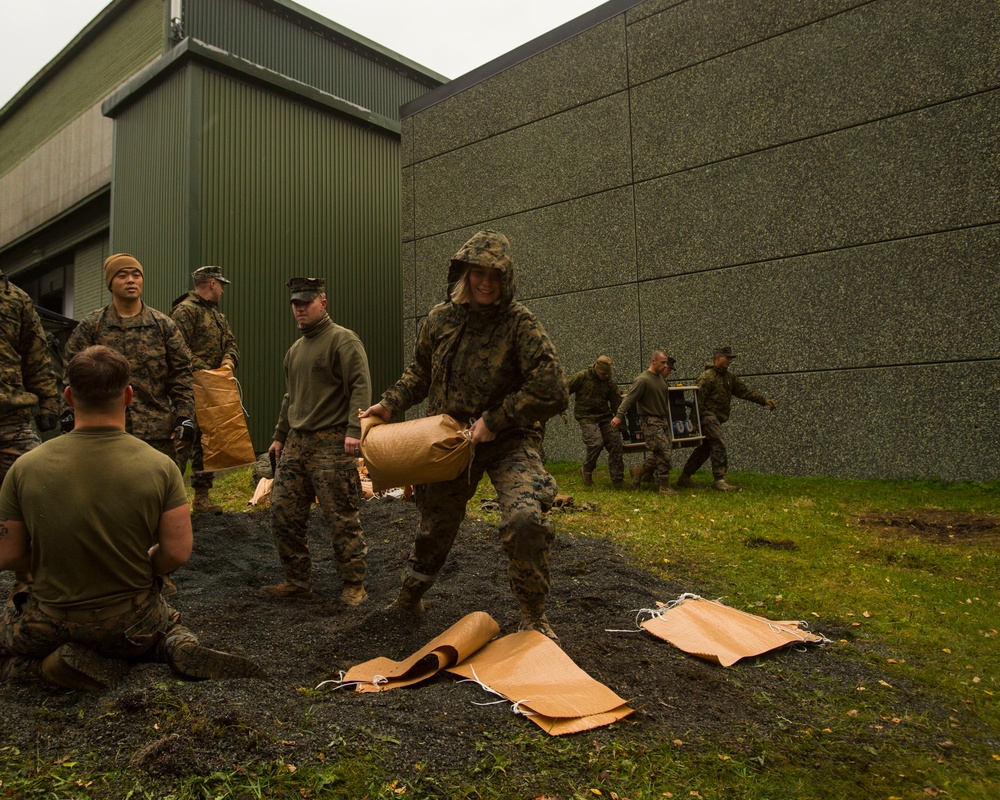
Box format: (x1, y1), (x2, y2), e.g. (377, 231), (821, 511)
(0, 427), (188, 609)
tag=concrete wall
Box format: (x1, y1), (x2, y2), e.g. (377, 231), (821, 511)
(400, 0), (999, 481)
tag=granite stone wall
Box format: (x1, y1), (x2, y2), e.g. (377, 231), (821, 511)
(399, 0), (999, 481)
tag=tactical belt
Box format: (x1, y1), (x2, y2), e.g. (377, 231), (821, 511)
(36, 591), (149, 623)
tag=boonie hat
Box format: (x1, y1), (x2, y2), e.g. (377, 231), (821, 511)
(594, 355), (613, 376)
(193, 266), (231, 284)
(104, 253), (143, 289)
(714, 346), (735, 359)
(286, 277), (325, 301)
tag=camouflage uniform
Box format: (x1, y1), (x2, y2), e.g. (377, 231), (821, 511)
(63, 304), (194, 458)
(171, 288), (239, 489)
(682, 362), (770, 481)
(616, 370), (673, 486)
(270, 292), (371, 593)
(270, 427), (367, 585)
(568, 363), (624, 483)
(379, 230), (567, 615)
(0, 277), (59, 485)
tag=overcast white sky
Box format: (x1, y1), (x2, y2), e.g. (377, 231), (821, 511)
(0, 0), (610, 107)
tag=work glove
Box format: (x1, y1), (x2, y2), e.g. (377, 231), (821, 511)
(35, 413), (58, 432)
(59, 409), (75, 434)
(173, 417), (196, 442)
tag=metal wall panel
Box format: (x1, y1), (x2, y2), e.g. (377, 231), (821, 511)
(72, 235), (111, 318)
(109, 69), (191, 312)
(199, 70), (403, 450)
(185, 0), (437, 121)
(0, 0), (164, 176)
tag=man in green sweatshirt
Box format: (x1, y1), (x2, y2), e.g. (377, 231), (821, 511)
(263, 278), (371, 605)
(611, 349), (677, 495)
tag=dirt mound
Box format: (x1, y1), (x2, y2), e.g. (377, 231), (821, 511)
(0, 499), (958, 787)
(857, 509), (1000, 545)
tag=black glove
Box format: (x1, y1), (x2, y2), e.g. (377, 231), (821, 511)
(59, 409), (75, 434)
(35, 413), (58, 432)
(174, 417), (196, 443)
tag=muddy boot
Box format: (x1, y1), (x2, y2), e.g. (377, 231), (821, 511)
(160, 574), (178, 598)
(611, 480), (625, 490)
(676, 472), (695, 489)
(714, 479), (739, 492)
(193, 487), (223, 515)
(518, 598), (560, 645)
(340, 582), (367, 606)
(579, 467), (593, 487)
(262, 581), (313, 599)
(658, 483), (678, 496)
(167, 641), (267, 680)
(386, 576), (429, 615)
(40, 644), (130, 691)
(0, 655), (43, 683)
(629, 465), (645, 488)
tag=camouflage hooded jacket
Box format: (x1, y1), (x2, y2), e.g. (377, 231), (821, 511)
(379, 230), (567, 440)
(0, 277), (58, 426)
(64, 303), (194, 439)
(696, 363), (768, 424)
(568, 365), (622, 424)
(170, 290), (239, 371)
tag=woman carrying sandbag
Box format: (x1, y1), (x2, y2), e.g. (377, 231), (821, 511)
(361, 230), (568, 643)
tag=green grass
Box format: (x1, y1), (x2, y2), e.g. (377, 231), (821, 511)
(5, 464), (998, 799)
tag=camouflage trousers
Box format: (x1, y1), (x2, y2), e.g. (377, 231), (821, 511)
(638, 415), (673, 485)
(409, 435), (557, 605)
(580, 419), (624, 481)
(0, 422), (41, 485)
(270, 427), (367, 587)
(175, 425), (214, 489)
(0, 584), (196, 681)
(682, 414), (727, 480)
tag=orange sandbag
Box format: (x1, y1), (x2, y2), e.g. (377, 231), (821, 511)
(193, 367), (256, 471)
(360, 414), (473, 491)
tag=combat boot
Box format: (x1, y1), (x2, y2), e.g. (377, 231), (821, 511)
(340, 582), (367, 606)
(714, 479), (739, 492)
(262, 581), (313, 599)
(658, 483), (678, 496)
(611, 480), (625, 490)
(676, 472), (696, 489)
(167, 641), (267, 680)
(518, 598), (560, 644)
(629, 465), (644, 488)
(40, 643), (130, 691)
(386, 576), (429, 615)
(579, 467), (593, 487)
(193, 487), (223, 515)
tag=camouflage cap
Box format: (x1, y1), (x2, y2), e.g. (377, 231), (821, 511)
(594, 355), (613, 376)
(192, 266), (231, 285)
(714, 346), (736, 359)
(667, 356), (677, 369)
(104, 253), (143, 289)
(286, 277), (325, 301)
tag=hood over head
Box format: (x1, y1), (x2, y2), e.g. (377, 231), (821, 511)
(446, 229), (515, 307)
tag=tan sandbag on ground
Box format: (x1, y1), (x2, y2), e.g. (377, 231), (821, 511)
(447, 630), (634, 736)
(360, 414), (473, 491)
(340, 611), (500, 693)
(639, 594), (830, 667)
(194, 367), (256, 471)
(248, 477), (272, 507)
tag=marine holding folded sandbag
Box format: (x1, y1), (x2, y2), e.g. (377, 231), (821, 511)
(361, 230), (568, 643)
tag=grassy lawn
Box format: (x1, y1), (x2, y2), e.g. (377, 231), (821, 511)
(3, 463), (997, 799)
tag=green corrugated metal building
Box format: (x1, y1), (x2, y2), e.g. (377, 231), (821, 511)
(0, 0), (442, 450)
